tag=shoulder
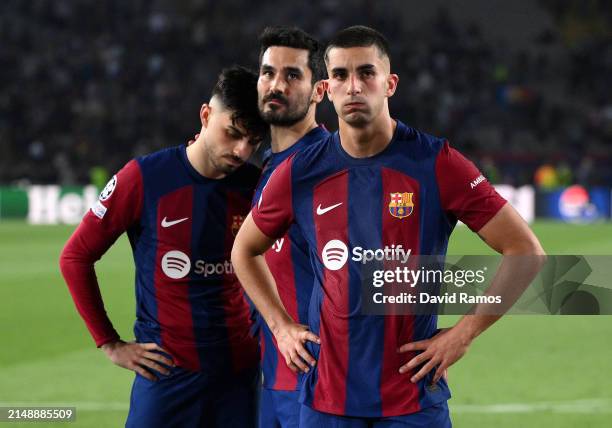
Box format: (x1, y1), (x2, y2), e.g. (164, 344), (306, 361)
(291, 133), (335, 170)
(394, 122), (447, 160)
(132, 145), (195, 198)
(261, 148), (273, 169)
(104, 158), (143, 197)
(398, 126), (478, 180)
(136, 145), (183, 172)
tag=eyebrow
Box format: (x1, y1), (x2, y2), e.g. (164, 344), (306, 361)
(262, 63), (303, 74)
(330, 64), (376, 74)
(227, 125), (246, 137)
(357, 64), (376, 72)
(284, 66), (303, 76)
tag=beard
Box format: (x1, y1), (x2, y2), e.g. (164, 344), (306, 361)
(215, 162), (239, 174)
(216, 155), (243, 174)
(205, 143), (243, 175)
(259, 94), (311, 127)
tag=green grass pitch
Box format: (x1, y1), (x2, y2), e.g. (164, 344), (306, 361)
(0, 220), (611, 427)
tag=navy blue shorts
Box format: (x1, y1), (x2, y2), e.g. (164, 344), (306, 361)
(125, 366), (259, 428)
(259, 388), (300, 428)
(299, 401), (452, 428)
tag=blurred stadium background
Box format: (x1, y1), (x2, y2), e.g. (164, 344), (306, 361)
(0, 0), (610, 426)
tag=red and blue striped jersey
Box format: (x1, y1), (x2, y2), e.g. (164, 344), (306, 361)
(252, 126), (329, 391)
(60, 145), (260, 374)
(251, 121), (506, 417)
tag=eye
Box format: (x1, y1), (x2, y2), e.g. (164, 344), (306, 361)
(288, 72), (299, 80)
(261, 69), (273, 78)
(227, 130), (241, 139)
(332, 71), (347, 80)
(361, 69), (375, 78)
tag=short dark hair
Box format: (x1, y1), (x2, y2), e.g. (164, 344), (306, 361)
(258, 26), (326, 83)
(324, 25), (391, 63)
(211, 65), (269, 142)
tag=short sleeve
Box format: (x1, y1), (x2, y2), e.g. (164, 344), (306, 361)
(435, 141), (506, 232)
(251, 155), (295, 240)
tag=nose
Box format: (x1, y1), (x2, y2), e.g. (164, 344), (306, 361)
(269, 73), (287, 94)
(347, 74), (362, 95)
(232, 138), (253, 160)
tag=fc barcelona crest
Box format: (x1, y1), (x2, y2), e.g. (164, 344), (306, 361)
(231, 215), (245, 236)
(388, 192), (414, 219)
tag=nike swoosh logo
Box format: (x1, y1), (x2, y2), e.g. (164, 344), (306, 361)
(316, 202), (343, 215)
(161, 217), (189, 227)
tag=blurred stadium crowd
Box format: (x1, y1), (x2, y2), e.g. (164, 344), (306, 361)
(1, 0), (610, 187)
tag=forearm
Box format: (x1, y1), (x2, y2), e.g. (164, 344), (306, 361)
(455, 245), (546, 340)
(60, 254), (120, 345)
(232, 245), (293, 335)
(59, 226), (120, 346)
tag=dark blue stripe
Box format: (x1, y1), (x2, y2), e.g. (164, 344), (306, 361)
(289, 224), (314, 325)
(262, 325), (279, 387)
(189, 183), (232, 370)
(345, 167), (384, 416)
(384, 127), (453, 407)
(289, 225), (315, 389)
(298, 163), (321, 407)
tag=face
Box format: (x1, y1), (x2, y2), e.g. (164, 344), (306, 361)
(326, 45), (398, 128)
(200, 101), (261, 175)
(258, 46), (315, 126)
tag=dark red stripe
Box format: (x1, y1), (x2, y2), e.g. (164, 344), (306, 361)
(223, 190), (259, 374)
(154, 186), (200, 371)
(380, 168), (421, 416)
(265, 235), (299, 390)
(269, 333), (296, 390)
(312, 170), (349, 414)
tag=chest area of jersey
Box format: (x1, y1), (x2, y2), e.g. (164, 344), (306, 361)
(302, 167), (434, 261)
(147, 184), (251, 258)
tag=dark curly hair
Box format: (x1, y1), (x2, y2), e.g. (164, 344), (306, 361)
(211, 65), (269, 143)
(324, 25), (391, 64)
(258, 26), (326, 83)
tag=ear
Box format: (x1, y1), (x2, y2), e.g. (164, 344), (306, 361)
(200, 103), (211, 128)
(311, 80), (328, 104)
(324, 79), (333, 102)
(386, 74), (399, 97)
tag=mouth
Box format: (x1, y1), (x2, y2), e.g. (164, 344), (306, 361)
(344, 102), (366, 111)
(224, 156), (243, 167)
(265, 99), (287, 108)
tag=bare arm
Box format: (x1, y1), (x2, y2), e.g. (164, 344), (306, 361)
(455, 203), (546, 327)
(232, 213), (320, 372)
(399, 204), (546, 382)
(232, 212), (290, 332)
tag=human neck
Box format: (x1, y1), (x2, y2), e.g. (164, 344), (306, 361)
(338, 112), (396, 158)
(269, 110), (318, 153)
(186, 135), (226, 180)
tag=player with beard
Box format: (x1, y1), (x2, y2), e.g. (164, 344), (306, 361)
(60, 66), (268, 427)
(253, 26), (329, 428)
